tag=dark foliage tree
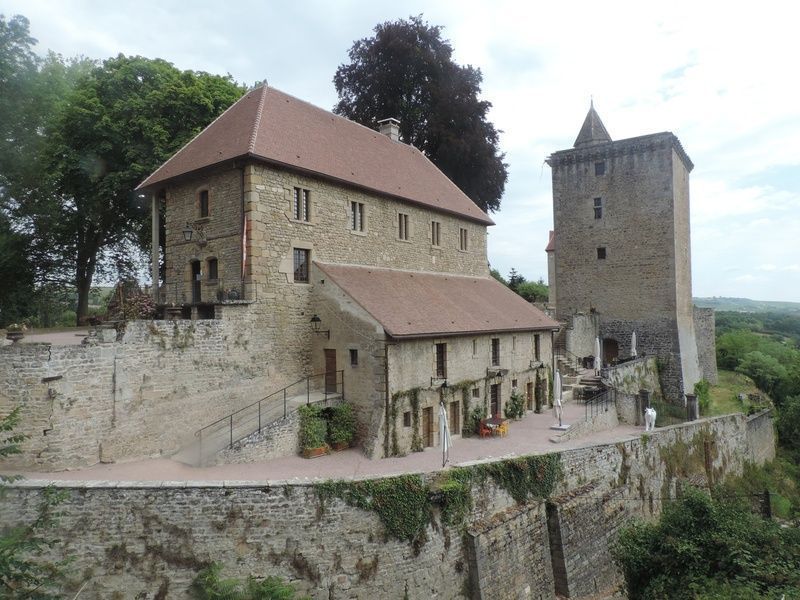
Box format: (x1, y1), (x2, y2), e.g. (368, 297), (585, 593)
(333, 15), (508, 213)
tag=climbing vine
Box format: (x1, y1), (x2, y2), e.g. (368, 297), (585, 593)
(314, 453), (563, 547)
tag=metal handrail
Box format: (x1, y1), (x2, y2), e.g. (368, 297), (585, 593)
(553, 342), (581, 372)
(194, 370), (344, 462)
(585, 388), (615, 421)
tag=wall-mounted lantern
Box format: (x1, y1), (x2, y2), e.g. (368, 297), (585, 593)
(182, 221), (206, 246)
(310, 314), (330, 339)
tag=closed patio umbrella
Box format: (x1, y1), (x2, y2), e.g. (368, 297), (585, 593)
(631, 331), (637, 358)
(439, 401), (451, 467)
(595, 337), (602, 372)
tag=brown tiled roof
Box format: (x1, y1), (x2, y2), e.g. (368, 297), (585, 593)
(316, 263), (559, 339)
(138, 86), (493, 225)
(545, 230), (555, 252)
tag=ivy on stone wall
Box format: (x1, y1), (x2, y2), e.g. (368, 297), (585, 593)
(314, 453), (563, 547)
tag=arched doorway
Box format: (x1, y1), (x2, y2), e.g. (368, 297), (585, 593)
(602, 338), (619, 366)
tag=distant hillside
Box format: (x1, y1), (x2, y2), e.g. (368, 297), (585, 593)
(694, 297), (800, 314)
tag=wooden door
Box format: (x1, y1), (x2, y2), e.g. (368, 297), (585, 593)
(490, 384), (500, 417)
(324, 349), (337, 393)
(191, 261), (201, 303)
(422, 407), (434, 447)
(449, 401), (459, 435)
(602, 338), (619, 366)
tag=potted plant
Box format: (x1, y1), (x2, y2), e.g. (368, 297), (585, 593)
(328, 403), (356, 450)
(504, 389), (525, 420)
(5, 323), (26, 343)
(299, 405), (328, 458)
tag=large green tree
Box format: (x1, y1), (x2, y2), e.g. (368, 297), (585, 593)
(333, 15), (508, 213)
(3, 38), (244, 323)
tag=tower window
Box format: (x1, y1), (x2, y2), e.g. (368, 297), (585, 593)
(595, 161), (606, 176)
(350, 201), (365, 231)
(398, 213), (409, 240)
(293, 248), (310, 282)
(594, 197), (603, 219)
(293, 187), (310, 221)
(597, 247), (607, 260)
(459, 228), (468, 251)
(431, 221), (441, 246)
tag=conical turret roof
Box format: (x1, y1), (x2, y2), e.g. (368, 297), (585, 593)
(574, 101), (611, 147)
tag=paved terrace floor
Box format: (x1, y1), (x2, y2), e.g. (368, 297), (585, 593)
(18, 401), (643, 484)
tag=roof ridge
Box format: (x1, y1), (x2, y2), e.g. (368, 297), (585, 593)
(135, 86), (255, 190)
(248, 85), (268, 153)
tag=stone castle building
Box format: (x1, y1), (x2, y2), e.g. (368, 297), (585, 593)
(545, 103), (717, 401)
(136, 85), (558, 460)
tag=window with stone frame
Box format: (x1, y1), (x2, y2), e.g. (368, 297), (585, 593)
(398, 213), (409, 240)
(595, 161), (606, 176)
(534, 334), (541, 361)
(435, 342), (447, 379)
(199, 189), (210, 218)
(403, 411), (412, 427)
(207, 257), (218, 281)
(293, 187), (310, 221)
(491, 337), (500, 366)
(350, 201), (365, 231)
(431, 221), (441, 246)
(349, 348), (358, 367)
(459, 227), (468, 251)
(293, 248), (310, 282)
(597, 247), (607, 260)
(594, 197), (603, 219)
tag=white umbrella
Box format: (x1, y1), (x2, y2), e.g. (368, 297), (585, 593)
(554, 370), (563, 426)
(439, 401), (451, 467)
(595, 337), (602, 371)
(631, 331), (637, 358)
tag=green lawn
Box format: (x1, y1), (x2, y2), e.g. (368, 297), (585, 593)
(707, 369), (769, 416)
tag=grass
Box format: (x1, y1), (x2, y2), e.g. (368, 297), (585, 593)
(707, 370), (768, 416)
(721, 451), (800, 521)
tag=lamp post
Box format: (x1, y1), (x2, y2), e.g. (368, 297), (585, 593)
(310, 315), (330, 339)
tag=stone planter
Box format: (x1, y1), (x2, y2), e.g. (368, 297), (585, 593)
(6, 331), (24, 343)
(331, 441), (351, 452)
(302, 446), (329, 459)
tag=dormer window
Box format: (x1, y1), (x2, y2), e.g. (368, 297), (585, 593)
(199, 189), (209, 218)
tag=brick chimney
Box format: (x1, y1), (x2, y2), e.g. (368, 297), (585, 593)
(378, 118), (400, 142)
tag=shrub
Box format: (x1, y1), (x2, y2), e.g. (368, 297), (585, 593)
(328, 403), (356, 446)
(190, 563), (305, 599)
(694, 379), (711, 415)
(504, 390), (525, 420)
(465, 405), (484, 436)
(298, 405), (327, 450)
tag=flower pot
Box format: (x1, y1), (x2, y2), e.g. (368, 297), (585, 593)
(331, 441), (350, 451)
(302, 446), (328, 459)
(6, 331), (24, 343)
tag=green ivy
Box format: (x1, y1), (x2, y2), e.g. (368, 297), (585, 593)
(316, 475), (430, 544)
(474, 454), (563, 504)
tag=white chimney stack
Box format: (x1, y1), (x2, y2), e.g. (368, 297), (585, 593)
(378, 117), (400, 142)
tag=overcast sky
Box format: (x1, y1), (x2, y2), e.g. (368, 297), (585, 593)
(7, 0), (800, 302)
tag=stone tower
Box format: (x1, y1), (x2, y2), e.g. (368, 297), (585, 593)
(546, 103), (707, 401)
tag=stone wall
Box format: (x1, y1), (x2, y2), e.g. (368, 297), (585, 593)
(0, 316), (300, 471)
(693, 307), (718, 384)
(564, 312), (599, 359)
(601, 356), (661, 399)
(466, 502), (554, 599)
(746, 409), (776, 465)
(214, 410), (301, 465)
(0, 412), (772, 599)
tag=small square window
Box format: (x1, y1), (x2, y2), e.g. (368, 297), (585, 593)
(403, 411), (411, 427)
(594, 197), (603, 219)
(597, 247), (607, 260)
(512, 379), (518, 389)
(199, 189), (209, 218)
(472, 388), (480, 398)
(293, 248), (310, 282)
(595, 161), (606, 176)
(349, 348), (358, 367)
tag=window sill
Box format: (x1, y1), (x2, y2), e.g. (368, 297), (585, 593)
(290, 218), (314, 226)
(349, 229), (367, 237)
(457, 248), (469, 254)
(397, 238), (412, 243)
(195, 217), (211, 224)
(431, 244), (442, 250)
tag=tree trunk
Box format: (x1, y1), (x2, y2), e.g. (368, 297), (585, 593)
(75, 253), (96, 326)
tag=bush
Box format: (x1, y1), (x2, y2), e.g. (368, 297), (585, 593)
(694, 379), (711, 415)
(613, 486), (800, 599)
(328, 403), (356, 446)
(465, 404), (484, 436)
(777, 395), (800, 458)
(298, 405), (327, 450)
(190, 563), (305, 599)
(504, 390), (525, 420)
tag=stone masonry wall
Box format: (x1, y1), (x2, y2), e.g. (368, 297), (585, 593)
(0, 316), (302, 471)
(693, 306), (718, 384)
(746, 409), (776, 465)
(0, 412), (772, 599)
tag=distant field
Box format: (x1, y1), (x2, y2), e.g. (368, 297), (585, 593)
(695, 296), (800, 314)
(707, 370), (769, 416)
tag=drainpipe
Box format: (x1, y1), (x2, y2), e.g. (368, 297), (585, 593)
(239, 165), (246, 299)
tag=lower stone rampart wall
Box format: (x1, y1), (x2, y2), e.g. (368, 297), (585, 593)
(693, 307), (718, 384)
(746, 409), (776, 465)
(0, 412), (774, 599)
